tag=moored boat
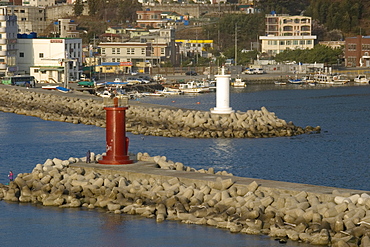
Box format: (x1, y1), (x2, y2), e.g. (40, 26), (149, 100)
(354, 74), (370, 84)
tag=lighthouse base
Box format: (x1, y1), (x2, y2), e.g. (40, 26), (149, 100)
(210, 107), (234, 115)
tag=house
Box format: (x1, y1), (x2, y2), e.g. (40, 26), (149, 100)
(175, 39), (213, 58)
(136, 10), (168, 29)
(17, 37), (83, 83)
(259, 13), (316, 56)
(345, 35), (370, 67)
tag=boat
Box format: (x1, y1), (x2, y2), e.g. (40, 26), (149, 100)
(41, 85), (58, 90)
(178, 81), (212, 94)
(288, 78), (303, 84)
(314, 73), (349, 85)
(231, 77), (246, 87)
(274, 80), (287, 85)
(55, 86), (71, 93)
(354, 74), (370, 84)
(160, 87), (184, 95)
(142, 91), (165, 97)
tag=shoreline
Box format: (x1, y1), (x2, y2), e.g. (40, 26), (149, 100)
(0, 84), (320, 138)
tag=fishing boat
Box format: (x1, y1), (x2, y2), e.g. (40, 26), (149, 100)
(274, 80), (287, 85)
(231, 77), (246, 87)
(41, 85), (58, 90)
(354, 74), (370, 84)
(55, 86), (71, 93)
(159, 87), (184, 95)
(179, 81), (212, 94)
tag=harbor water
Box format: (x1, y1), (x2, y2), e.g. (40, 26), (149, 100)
(0, 83), (369, 246)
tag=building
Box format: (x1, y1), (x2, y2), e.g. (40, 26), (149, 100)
(22, 0), (55, 7)
(56, 18), (79, 38)
(17, 37), (83, 83)
(345, 35), (370, 67)
(97, 28), (177, 74)
(259, 13), (316, 56)
(136, 10), (167, 29)
(175, 39), (213, 58)
(0, 6), (18, 76)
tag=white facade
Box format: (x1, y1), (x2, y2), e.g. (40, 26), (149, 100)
(0, 7), (18, 76)
(22, 0), (56, 7)
(17, 38), (83, 83)
(259, 35), (316, 55)
(260, 14), (316, 55)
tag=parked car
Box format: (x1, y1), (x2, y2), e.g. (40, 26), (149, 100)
(254, 68), (265, 74)
(185, 71), (197, 76)
(242, 68), (255, 75)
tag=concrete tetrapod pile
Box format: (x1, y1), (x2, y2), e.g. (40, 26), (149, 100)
(1, 153), (370, 246)
(0, 86), (320, 138)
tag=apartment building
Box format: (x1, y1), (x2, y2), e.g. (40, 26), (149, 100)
(0, 6), (18, 76)
(260, 13), (316, 55)
(345, 35), (370, 67)
(98, 28), (177, 73)
(136, 10), (167, 29)
(17, 37), (83, 83)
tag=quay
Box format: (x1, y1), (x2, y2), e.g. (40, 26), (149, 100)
(1, 153), (369, 246)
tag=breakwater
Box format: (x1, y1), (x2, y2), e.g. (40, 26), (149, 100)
(1, 153), (369, 246)
(0, 86), (320, 138)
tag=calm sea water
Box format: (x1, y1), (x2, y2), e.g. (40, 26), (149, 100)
(0, 83), (369, 246)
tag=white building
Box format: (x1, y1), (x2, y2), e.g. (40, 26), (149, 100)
(22, 0), (56, 7)
(17, 38), (83, 83)
(0, 6), (18, 76)
(259, 14), (316, 55)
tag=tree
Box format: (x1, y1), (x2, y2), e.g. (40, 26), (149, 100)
(73, 0), (84, 17)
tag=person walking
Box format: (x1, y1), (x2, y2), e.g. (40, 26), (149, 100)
(8, 171), (13, 182)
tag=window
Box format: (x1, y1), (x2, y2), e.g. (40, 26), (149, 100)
(117, 48), (120, 54)
(280, 41), (285, 45)
(127, 48), (134, 55)
(112, 58), (115, 62)
(117, 58), (120, 62)
(306, 40), (312, 45)
(141, 48), (145, 55)
(39, 53), (44, 58)
(286, 40), (291, 45)
(101, 48), (105, 54)
(293, 40), (298, 45)
(19, 52), (24, 57)
(300, 40), (305, 45)
(161, 48), (165, 55)
(34, 69), (39, 73)
(112, 48), (115, 54)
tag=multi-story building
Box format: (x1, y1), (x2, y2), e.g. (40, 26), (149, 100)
(55, 18), (79, 38)
(97, 28), (177, 74)
(0, 6), (18, 76)
(9, 6), (48, 34)
(345, 35), (370, 67)
(175, 39), (213, 58)
(17, 37), (83, 83)
(22, 0), (55, 7)
(259, 14), (316, 55)
(136, 10), (167, 29)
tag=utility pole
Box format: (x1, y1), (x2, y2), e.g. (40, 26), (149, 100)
(235, 23), (238, 66)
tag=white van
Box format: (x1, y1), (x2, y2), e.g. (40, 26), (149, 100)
(254, 68), (265, 74)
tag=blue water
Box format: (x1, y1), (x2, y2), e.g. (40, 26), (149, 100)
(0, 84), (369, 246)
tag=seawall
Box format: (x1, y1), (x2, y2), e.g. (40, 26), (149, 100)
(1, 153), (369, 246)
(0, 85), (320, 138)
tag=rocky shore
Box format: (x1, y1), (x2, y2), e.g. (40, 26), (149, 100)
(0, 86), (320, 138)
(1, 153), (369, 246)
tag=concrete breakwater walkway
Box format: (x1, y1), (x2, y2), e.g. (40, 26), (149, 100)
(0, 85), (320, 138)
(1, 153), (370, 246)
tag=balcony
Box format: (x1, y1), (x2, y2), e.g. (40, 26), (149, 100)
(0, 51), (7, 56)
(0, 27), (6, 33)
(0, 16), (6, 21)
(0, 63), (6, 70)
(0, 39), (6, 45)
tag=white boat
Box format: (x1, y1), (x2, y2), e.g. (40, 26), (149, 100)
(314, 73), (349, 85)
(354, 75), (370, 84)
(142, 91), (165, 97)
(179, 81), (211, 94)
(232, 77), (246, 87)
(274, 81), (287, 85)
(41, 85), (58, 90)
(160, 87), (184, 95)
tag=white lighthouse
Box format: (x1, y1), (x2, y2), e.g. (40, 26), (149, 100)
(210, 67), (234, 114)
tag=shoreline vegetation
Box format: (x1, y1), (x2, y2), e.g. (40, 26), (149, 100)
(0, 85), (320, 138)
